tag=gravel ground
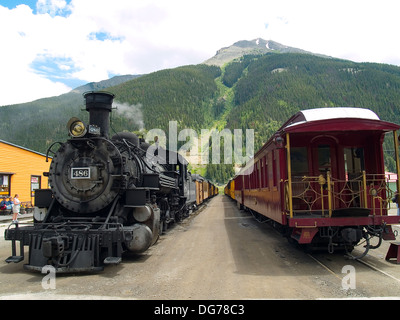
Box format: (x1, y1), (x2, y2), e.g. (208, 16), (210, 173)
(0, 195), (400, 300)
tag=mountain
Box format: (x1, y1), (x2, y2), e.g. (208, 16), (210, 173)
(71, 74), (141, 94)
(1, 40), (400, 183)
(223, 53), (400, 146)
(0, 65), (222, 157)
(0, 73), (142, 156)
(203, 38), (328, 66)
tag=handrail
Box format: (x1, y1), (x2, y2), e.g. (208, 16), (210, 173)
(284, 172), (396, 216)
(327, 171), (332, 217)
(362, 170), (368, 208)
(285, 133), (293, 218)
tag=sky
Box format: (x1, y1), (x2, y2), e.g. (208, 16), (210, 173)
(1, 0), (400, 106)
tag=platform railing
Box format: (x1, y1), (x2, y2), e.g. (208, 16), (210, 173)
(285, 171), (396, 218)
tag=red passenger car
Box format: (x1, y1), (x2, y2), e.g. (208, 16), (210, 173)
(231, 107), (400, 257)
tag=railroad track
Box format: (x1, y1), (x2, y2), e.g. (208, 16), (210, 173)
(355, 258), (400, 284)
(308, 252), (400, 289)
(247, 206), (400, 296)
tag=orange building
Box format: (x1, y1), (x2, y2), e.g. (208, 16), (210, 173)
(0, 139), (50, 205)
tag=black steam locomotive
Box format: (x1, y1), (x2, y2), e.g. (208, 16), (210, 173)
(5, 91), (203, 273)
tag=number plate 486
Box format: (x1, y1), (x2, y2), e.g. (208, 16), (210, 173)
(71, 168), (90, 179)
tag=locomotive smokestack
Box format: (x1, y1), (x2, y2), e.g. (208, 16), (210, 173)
(84, 91), (115, 137)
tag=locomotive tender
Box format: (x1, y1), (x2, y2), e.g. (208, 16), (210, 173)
(225, 107), (400, 258)
(5, 91), (217, 272)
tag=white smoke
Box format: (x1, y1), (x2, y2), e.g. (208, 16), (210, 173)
(112, 101), (145, 131)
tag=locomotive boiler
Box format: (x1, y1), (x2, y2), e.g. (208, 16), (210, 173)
(5, 91), (198, 272)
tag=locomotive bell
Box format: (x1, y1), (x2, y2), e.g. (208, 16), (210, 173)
(84, 91), (115, 137)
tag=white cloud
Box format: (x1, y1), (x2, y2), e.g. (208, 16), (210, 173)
(0, 5), (71, 105)
(1, 0), (400, 106)
(261, 0), (400, 64)
(36, 0), (69, 16)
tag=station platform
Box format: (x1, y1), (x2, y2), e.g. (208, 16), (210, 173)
(0, 212), (33, 224)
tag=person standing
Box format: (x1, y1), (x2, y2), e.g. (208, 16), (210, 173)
(12, 194), (21, 223)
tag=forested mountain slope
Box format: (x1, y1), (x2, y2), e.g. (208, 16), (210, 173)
(225, 53), (400, 149)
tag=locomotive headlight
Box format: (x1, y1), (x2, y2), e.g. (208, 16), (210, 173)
(71, 121), (85, 136)
(67, 117), (87, 137)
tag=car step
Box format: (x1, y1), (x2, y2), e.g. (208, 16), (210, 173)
(103, 257), (122, 264)
(5, 256), (24, 263)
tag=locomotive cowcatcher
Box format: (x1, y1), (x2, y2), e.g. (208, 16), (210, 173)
(227, 108), (400, 258)
(4, 91), (195, 272)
